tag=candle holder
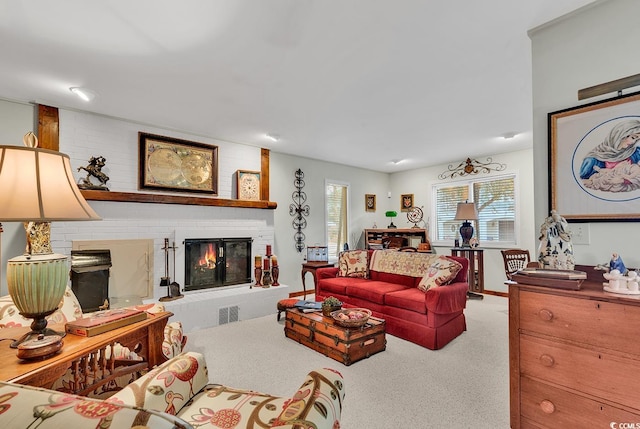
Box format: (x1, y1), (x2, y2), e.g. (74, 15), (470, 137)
(272, 265), (280, 286)
(262, 269), (272, 287)
(254, 267), (262, 287)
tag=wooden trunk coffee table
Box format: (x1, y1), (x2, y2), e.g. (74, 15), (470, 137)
(284, 309), (386, 366)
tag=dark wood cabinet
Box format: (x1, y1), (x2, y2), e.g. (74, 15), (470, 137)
(364, 228), (429, 250)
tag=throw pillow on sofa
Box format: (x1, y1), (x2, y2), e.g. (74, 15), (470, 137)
(338, 250), (368, 278)
(418, 256), (463, 291)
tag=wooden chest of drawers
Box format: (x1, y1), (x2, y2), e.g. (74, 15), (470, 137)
(509, 279), (640, 428)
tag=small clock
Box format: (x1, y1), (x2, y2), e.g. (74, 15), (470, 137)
(236, 170), (261, 201)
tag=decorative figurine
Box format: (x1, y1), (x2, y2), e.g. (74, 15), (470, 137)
(77, 156), (110, 190)
(537, 210), (574, 270)
(609, 253), (628, 275)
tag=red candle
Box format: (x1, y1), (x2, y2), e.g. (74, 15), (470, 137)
(266, 245), (272, 256)
(263, 258), (270, 270)
(254, 255), (262, 268)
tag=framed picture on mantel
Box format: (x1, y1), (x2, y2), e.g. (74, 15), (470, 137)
(139, 132), (218, 195)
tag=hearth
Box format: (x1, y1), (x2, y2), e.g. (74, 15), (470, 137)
(184, 238), (252, 291)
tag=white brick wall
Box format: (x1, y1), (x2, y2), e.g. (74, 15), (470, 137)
(52, 109), (274, 301)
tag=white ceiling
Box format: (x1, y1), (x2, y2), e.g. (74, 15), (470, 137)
(0, 0), (597, 173)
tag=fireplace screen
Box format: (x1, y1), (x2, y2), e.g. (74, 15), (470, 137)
(184, 238), (252, 291)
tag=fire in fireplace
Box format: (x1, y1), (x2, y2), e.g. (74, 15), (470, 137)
(184, 238), (252, 291)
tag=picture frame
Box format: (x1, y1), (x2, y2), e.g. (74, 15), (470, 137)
(365, 194), (376, 212)
(236, 170), (261, 200)
(549, 91), (640, 221)
(401, 193), (414, 212)
(139, 132), (218, 194)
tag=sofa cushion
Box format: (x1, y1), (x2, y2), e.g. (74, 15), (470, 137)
(338, 250), (369, 278)
(346, 281), (407, 305)
(384, 287), (427, 314)
(418, 256), (464, 291)
(319, 276), (369, 296)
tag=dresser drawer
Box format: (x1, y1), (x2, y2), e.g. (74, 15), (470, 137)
(520, 375), (639, 428)
(520, 334), (640, 411)
(519, 290), (640, 354)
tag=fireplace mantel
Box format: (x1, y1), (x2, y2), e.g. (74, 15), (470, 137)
(81, 190), (277, 209)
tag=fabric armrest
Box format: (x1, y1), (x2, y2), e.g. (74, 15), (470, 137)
(425, 281), (468, 314)
(108, 351), (208, 416)
(316, 267), (339, 279)
(270, 367), (345, 429)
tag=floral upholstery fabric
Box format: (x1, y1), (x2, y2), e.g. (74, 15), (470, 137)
(0, 352), (345, 429)
(110, 351), (345, 429)
(338, 249), (369, 278)
(418, 256), (464, 291)
(0, 380), (191, 428)
(0, 286), (82, 328)
(369, 249), (437, 277)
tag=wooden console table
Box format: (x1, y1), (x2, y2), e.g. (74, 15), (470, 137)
(301, 262), (335, 298)
(0, 311), (172, 396)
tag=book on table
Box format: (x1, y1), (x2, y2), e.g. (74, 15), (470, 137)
(65, 308), (147, 337)
(294, 300), (322, 311)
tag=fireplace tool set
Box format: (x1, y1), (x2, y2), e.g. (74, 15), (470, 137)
(159, 238), (183, 301)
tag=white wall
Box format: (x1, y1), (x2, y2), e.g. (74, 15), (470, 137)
(389, 149), (536, 293)
(269, 152), (390, 292)
(530, 0), (640, 270)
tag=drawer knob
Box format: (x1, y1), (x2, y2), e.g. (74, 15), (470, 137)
(540, 400), (555, 414)
(539, 354), (555, 367)
(538, 309), (554, 321)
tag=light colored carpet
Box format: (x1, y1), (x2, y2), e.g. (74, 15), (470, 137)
(184, 294), (510, 428)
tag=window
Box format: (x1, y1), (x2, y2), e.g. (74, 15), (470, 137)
(326, 181), (349, 259)
(432, 174), (516, 246)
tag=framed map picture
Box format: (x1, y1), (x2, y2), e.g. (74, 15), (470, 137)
(139, 132), (218, 194)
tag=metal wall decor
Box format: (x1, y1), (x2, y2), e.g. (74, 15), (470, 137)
(438, 157), (506, 180)
(289, 169), (310, 252)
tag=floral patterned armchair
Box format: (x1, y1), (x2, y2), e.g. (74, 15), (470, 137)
(0, 351), (346, 429)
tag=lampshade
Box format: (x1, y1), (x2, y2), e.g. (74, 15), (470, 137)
(0, 136), (100, 222)
(454, 202), (478, 221)
(0, 132), (100, 351)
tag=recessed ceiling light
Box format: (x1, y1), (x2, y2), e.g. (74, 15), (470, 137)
(502, 132), (517, 140)
(390, 159), (403, 164)
(265, 133), (280, 142)
(69, 87), (97, 102)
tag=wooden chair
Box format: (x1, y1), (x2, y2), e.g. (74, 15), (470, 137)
(501, 249), (531, 280)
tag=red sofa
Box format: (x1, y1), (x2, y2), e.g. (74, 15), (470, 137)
(315, 250), (469, 350)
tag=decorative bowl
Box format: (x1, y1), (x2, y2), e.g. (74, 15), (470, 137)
(330, 308), (372, 328)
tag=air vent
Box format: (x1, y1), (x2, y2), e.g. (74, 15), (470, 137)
(219, 305), (239, 325)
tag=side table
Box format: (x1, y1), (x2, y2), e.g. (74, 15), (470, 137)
(301, 261), (335, 298)
(0, 311), (172, 396)
(450, 247), (484, 299)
